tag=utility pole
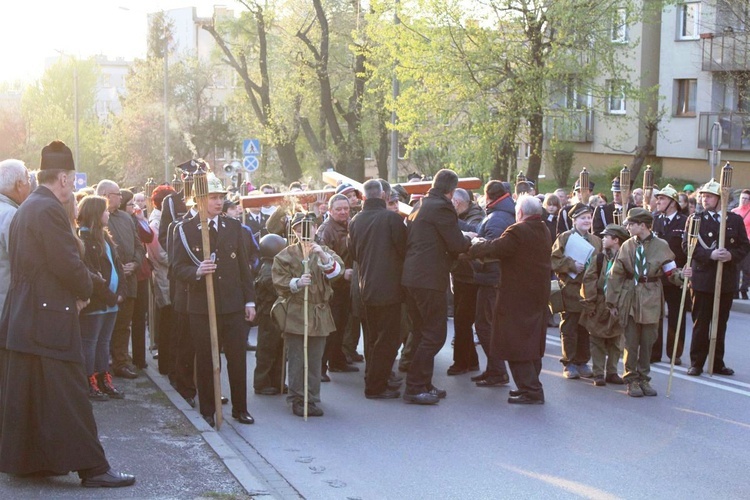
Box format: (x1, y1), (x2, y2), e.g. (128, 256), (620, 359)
(389, 0), (400, 183)
(164, 18), (170, 184)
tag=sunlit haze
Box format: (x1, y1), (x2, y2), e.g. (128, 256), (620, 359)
(1, 0), (228, 83)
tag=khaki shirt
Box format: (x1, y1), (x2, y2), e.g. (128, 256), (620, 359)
(551, 229), (602, 313)
(271, 243), (344, 336)
(605, 233), (682, 325)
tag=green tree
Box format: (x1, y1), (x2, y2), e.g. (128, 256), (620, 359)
(21, 58), (104, 177)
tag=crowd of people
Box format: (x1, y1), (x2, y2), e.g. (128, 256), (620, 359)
(1, 139), (750, 485)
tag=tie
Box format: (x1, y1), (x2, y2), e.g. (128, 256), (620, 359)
(713, 212), (720, 223)
(209, 219), (218, 251)
(634, 241), (646, 285)
(603, 259), (614, 294)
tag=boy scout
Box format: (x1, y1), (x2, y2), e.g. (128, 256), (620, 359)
(605, 208), (690, 397)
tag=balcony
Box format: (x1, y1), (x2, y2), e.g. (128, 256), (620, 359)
(698, 112), (750, 151)
(545, 109), (594, 143)
(702, 31), (750, 72)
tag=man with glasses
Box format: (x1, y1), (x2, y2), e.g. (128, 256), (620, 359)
(96, 180), (144, 379)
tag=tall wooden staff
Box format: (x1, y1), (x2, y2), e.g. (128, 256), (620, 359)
(642, 165), (654, 209)
(708, 162), (733, 375)
(145, 178), (158, 352)
(616, 166), (631, 226)
(667, 215), (700, 397)
(193, 167), (224, 429)
(300, 217), (314, 421)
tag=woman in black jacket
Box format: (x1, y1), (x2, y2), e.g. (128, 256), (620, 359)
(77, 195), (126, 400)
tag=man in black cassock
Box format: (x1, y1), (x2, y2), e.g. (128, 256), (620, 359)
(0, 140), (134, 487)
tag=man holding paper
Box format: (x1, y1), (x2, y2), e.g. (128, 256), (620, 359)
(551, 203), (602, 379)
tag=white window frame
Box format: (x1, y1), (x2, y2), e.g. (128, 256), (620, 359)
(607, 80), (627, 115)
(611, 8), (629, 43)
(675, 78), (697, 116)
(678, 2), (701, 40)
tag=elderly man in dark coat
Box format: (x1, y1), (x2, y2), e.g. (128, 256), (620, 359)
(349, 179), (407, 399)
(467, 195), (552, 404)
(0, 141), (135, 486)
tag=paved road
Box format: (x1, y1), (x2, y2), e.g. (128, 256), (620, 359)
(199, 309), (750, 499)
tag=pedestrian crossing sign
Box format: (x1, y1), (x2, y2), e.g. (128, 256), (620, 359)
(243, 139), (260, 156)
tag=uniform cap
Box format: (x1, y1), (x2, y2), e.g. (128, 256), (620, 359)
(611, 177), (621, 192)
(683, 183), (695, 192)
(602, 223), (630, 242)
(573, 179), (596, 192)
(568, 202), (593, 219)
(290, 211), (317, 228)
(655, 184), (679, 203)
(624, 207), (654, 225)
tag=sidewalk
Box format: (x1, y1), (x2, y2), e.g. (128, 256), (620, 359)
(0, 366), (250, 499)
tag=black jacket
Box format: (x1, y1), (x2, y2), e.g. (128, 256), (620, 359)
(687, 211), (750, 293)
(593, 201), (636, 236)
(79, 229), (126, 313)
(653, 211), (688, 288)
(401, 189), (471, 292)
(0, 187), (94, 362)
(349, 198), (407, 305)
(172, 214), (255, 314)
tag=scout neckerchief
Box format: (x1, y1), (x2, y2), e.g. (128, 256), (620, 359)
(634, 239), (646, 285)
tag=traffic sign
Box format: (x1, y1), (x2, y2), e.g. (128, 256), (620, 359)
(243, 139), (260, 156)
(75, 172), (87, 191)
(243, 156), (259, 172)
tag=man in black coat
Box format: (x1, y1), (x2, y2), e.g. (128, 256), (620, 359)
(0, 141), (134, 487)
(349, 179), (407, 399)
(468, 195), (552, 404)
(592, 177), (635, 236)
(172, 174), (257, 427)
(401, 169), (471, 405)
(686, 180), (750, 376)
(650, 185), (689, 364)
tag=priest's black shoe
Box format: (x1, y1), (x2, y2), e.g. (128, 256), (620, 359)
(81, 469), (136, 488)
(221, 396), (229, 405)
(507, 394), (544, 405)
(447, 364), (469, 376)
(476, 374), (510, 387)
(202, 414), (215, 428)
(232, 410), (255, 424)
(366, 389), (401, 399)
(471, 371), (488, 382)
(716, 366), (735, 376)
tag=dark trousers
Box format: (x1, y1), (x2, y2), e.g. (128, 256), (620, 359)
(363, 304), (402, 395)
(475, 286), (507, 376)
(652, 284), (686, 361)
(110, 297), (135, 371)
(190, 311), (248, 417)
(559, 311), (590, 365)
(131, 279), (149, 368)
(405, 287), (447, 394)
(254, 315), (284, 391)
(157, 305), (175, 375)
(452, 281), (479, 369)
(690, 290), (733, 370)
(323, 287), (350, 371)
(173, 311), (196, 399)
(738, 254), (750, 292)
(508, 359), (544, 400)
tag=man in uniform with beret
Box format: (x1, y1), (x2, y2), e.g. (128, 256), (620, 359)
(172, 174), (257, 427)
(606, 208), (690, 397)
(0, 141), (134, 487)
(551, 203), (602, 379)
(686, 180), (750, 376)
(650, 184), (689, 365)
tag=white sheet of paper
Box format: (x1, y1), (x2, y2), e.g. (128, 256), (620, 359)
(564, 232), (595, 279)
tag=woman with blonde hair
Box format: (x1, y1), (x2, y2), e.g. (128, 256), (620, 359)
(77, 195), (126, 400)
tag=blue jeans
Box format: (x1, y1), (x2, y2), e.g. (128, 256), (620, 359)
(80, 312), (117, 375)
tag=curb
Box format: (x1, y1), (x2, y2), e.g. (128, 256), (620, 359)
(143, 365), (281, 497)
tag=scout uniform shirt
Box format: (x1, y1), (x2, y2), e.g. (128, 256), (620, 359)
(606, 232), (683, 325)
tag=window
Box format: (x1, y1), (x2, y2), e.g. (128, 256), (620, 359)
(676, 79), (697, 116)
(611, 8), (628, 43)
(678, 2), (701, 40)
(607, 80), (626, 115)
